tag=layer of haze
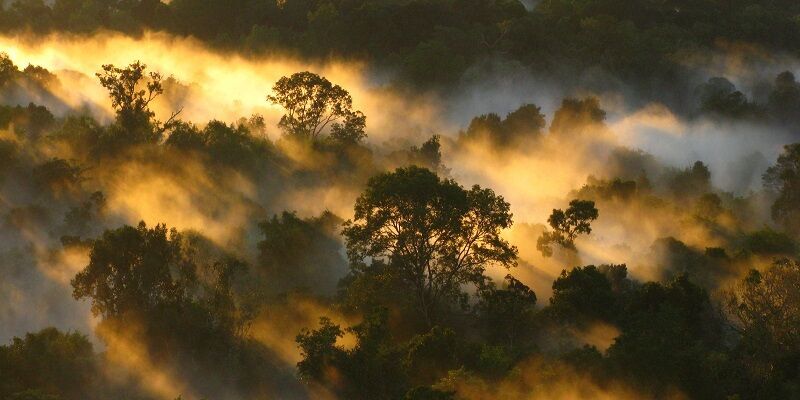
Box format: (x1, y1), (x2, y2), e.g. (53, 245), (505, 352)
(0, 29), (797, 400)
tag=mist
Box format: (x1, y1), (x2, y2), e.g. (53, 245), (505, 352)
(2, 2), (800, 399)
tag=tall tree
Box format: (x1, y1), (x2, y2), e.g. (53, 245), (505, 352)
(726, 259), (800, 359)
(71, 221), (195, 318)
(537, 199), (599, 257)
(0, 328), (97, 400)
(342, 166), (517, 326)
(96, 61), (180, 144)
(267, 71), (365, 142)
(476, 274), (537, 349)
(548, 97), (606, 137)
(0, 52), (18, 87)
(764, 143), (800, 235)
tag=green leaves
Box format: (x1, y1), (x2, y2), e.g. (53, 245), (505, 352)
(537, 199), (598, 257)
(342, 166), (517, 326)
(268, 71), (366, 143)
(70, 221), (194, 318)
(96, 61), (179, 145)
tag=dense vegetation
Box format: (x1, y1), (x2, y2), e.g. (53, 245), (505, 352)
(4, 0), (800, 96)
(2, 1), (800, 399)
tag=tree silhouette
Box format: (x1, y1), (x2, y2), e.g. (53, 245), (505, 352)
(537, 199), (599, 257)
(764, 143), (800, 234)
(726, 259), (800, 360)
(342, 166), (517, 326)
(96, 61), (180, 144)
(0, 52), (18, 87)
(71, 221), (195, 317)
(268, 71), (365, 142)
(476, 274), (537, 349)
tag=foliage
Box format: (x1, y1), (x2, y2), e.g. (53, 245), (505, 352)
(476, 274), (537, 350)
(537, 199), (598, 257)
(2, 12), (800, 398)
(0, 328), (96, 400)
(342, 166), (517, 326)
(31, 158), (84, 196)
(268, 71), (365, 142)
(549, 97), (606, 137)
(461, 103), (545, 147)
(764, 143), (800, 234)
(695, 77), (763, 119)
(547, 265), (618, 324)
(257, 211), (346, 295)
(297, 309), (407, 399)
(667, 161), (712, 200)
(726, 260), (800, 360)
(96, 61), (180, 146)
(71, 221), (196, 317)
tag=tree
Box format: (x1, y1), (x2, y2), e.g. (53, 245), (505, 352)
(743, 228), (798, 256)
(768, 71), (800, 125)
(502, 104), (546, 138)
(0, 52), (19, 86)
(0, 328), (96, 400)
(548, 97), (606, 137)
(395, 135), (447, 174)
(296, 309), (407, 399)
(668, 161), (712, 199)
(461, 103), (545, 147)
(62, 191), (106, 238)
(342, 166), (517, 326)
(694, 77), (762, 119)
(296, 317), (345, 382)
(764, 143), (800, 234)
(476, 274), (537, 349)
(609, 275), (724, 398)
(257, 211), (346, 295)
(548, 265), (616, 324)
(537, 199), (598, 257)
(726, 259), (800, 359)
(330, 109), (367, 144)
(267, 71), (365, 142)
(31, 158), (84, 196)
(71, 221), (196, 318)
(96, 61), (180, 143)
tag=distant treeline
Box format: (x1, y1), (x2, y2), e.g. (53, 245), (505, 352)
(3, 0), (800, 93)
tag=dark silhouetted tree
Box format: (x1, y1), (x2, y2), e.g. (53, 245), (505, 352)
(768, 71), (800, 125)
(96, 61), (180, 144)
(0, 52), (18, 86)
(71, 221), (195, 317)
(548, 265), (616, 324)
(668, 161), (712, 200)
(476, 274), (537, 349)
(268, 71), (365, 142)
(462, 103), (545, 146)
(537, 199), (598, 257)
(342, 166), (517, 326)
(609, 275), (724, 398)
(549, 97), (606, 137)
(257, 211), (346, 295)
(764, 143), (800, 235)
(31, 158), (84, 197)
(695, 77), (762, 119)
(297, 309), (407, 399)
(0, 328), (97, 400)
(726, 259), (800, 373)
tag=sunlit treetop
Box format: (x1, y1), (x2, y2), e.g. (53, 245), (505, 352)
(268, 71), (365, 143)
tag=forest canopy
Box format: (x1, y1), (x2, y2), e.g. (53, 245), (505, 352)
(1, 1), (800, 400)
